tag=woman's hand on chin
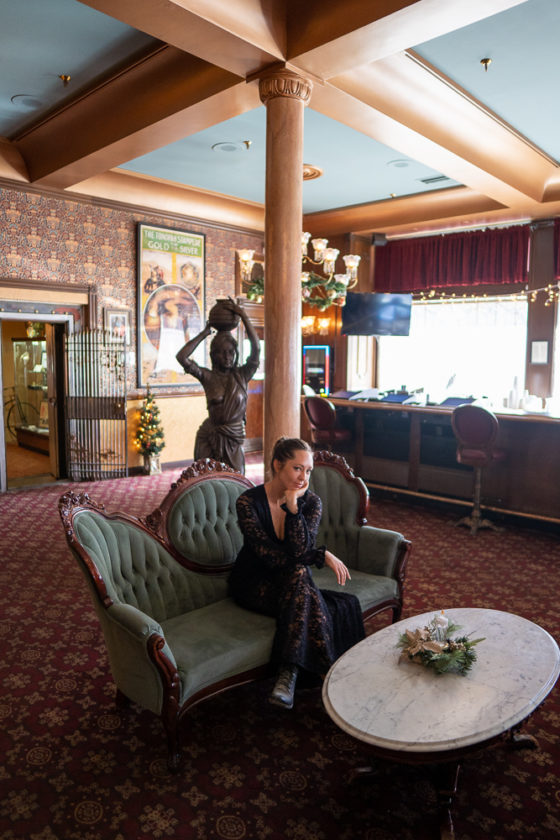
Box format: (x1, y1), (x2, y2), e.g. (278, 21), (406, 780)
(325, 550), (351, 585)
(282, 482), (308, 513)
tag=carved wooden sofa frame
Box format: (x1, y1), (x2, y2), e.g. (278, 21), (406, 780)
(59, 453), (411, 771)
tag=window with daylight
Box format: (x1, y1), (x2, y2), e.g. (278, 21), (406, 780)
(376, 297), (528, 407)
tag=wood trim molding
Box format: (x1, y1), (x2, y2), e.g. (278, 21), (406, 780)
(0, 278), (97, 328)
(0, 278), (91, 295)
(0, 174), (265, 237)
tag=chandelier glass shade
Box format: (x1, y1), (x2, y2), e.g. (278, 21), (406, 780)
(239, 233), (361, 311)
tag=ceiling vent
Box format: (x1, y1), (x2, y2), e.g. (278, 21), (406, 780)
(419, 175), (451, 185)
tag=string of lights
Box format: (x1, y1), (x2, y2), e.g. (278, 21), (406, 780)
(134, 388), (165, 456)
(414, 281), (560, 306)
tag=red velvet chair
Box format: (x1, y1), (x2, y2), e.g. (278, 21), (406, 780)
(451, 403), (506, 535)
(303, 396), (352, 451)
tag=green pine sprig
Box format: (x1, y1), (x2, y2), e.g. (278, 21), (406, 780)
(397, 614), (485, 676)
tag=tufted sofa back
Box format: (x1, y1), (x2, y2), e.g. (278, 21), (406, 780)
(309, 461), (363, 560)
(166, 478), (246, 568)
(72, 511), (228, 624)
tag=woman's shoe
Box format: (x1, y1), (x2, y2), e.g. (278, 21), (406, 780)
(269, 665), (298, 709)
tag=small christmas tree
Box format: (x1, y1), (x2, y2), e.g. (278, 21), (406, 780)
(135, 388), (165, 461)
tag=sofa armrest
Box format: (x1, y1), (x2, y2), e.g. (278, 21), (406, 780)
(355, 525), (410, 580)
(108, 602), (159, 635)
(101, 602), (178, 714)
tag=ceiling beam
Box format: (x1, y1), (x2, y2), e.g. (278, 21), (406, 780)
(321, 53), (552, 205)
(304, 189), (560, 239)
(304, 186), (505, 237)
(0, 138), (28, 183)
(7, 0), (541, 236)
(308, 82), (545, 218)
(288, 0), (529, 80)
(77, 0), (286, 77)
(66, 169), (265, 231)
(77, 0), (529, 84)
(15, 47), (254, 189)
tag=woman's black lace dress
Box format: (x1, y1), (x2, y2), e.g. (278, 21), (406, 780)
(228, 485), (365, 675)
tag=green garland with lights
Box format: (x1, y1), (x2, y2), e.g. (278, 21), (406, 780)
(134, 388), (165, 456)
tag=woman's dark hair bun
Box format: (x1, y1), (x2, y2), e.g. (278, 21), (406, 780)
(270, 437), (312, 473)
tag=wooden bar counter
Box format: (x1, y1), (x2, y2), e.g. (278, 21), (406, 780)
(325, 398), (560, 523)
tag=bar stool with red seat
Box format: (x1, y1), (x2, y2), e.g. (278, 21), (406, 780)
(303, 396), (352, 452)
(451, 403), (506, 535)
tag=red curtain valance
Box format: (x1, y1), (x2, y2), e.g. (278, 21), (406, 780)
(374, 224), (530, 293)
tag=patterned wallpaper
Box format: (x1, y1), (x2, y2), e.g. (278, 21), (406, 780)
(0, 183), (263, 386)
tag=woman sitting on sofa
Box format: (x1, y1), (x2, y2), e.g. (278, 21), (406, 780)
(228, 436), (365, 709)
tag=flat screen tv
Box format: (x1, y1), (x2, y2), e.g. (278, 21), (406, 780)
(341, 292), (412, 336)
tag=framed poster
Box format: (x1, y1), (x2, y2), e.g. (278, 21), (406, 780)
(137, 223), (205, 388)
(104, 307), (131, 345)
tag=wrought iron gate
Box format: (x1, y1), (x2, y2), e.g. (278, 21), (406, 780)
(65, 329), (128, 481)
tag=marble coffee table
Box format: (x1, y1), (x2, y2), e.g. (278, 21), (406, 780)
(322, 608), (560, 839)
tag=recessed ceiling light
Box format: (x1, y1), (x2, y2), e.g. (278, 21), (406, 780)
(10, 94), (43, 110)
(211, 141), (251, 153)
(387, 159), (410, 169)
(303, 164), (323, 181)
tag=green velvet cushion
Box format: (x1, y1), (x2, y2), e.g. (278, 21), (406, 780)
(167, 480), (246, 567)
(73, 511), (228, 623)
(161, 598), (275, 703)
(311, 567), (398, 613)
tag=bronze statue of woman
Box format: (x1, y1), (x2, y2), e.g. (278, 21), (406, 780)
(176, 298), (260, 474)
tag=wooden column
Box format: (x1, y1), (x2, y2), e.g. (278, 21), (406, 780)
(259, 69), (312, 469)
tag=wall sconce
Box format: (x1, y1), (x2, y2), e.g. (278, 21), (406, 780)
(317, 317), (331, 336)
(237, 249), (255, 283)
(301, 315), (316, 335)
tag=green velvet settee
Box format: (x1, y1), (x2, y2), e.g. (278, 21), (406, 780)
(59, 451), (411, 770)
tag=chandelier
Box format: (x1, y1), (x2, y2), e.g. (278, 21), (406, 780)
(238, 234), (361, 311)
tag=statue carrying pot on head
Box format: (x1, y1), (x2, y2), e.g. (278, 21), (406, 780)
(176, 298), (260, 474)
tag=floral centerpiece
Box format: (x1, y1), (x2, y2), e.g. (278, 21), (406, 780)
(397, 611), (485, 676)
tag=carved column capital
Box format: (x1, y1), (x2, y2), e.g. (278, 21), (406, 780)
(258, 68), (313, 106)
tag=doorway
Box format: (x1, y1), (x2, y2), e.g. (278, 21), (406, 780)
(1, 318), (66, 490)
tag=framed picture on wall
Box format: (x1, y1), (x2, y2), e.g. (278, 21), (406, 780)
(104, 307), (131, 345)
(137, 223), (205, 388)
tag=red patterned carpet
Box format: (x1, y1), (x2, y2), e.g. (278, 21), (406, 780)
(0, 460), (559, 840)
